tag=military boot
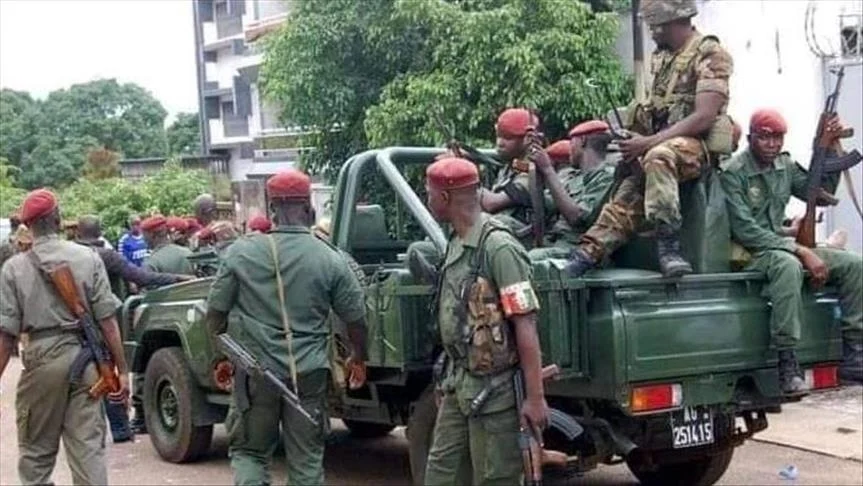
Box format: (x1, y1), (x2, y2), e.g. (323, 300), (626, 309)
(778, 349), (810, 397)
(839, 340), (863, 385)
(565, 248), (597, 277)
(656, 225), (693, 277)
(131, 406), (147, 434)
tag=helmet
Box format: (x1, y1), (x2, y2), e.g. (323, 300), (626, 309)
(640, 0), (698, 26)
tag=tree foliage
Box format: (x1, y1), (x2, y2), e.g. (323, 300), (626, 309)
(0, 157), (26, 217)
(1, 79), (170, 189)
(166, 112), (202, 156)
(83, 147), (122, 181)
(261, 0), (630, 180)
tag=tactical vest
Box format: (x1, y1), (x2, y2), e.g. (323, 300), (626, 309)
(627, 33), (734, 156)
(443, 220), (519, 377)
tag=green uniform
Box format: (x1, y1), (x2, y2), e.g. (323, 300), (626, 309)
(529, 160), (616, 261)
(0, 235), (120, 485)
(145, 242), (194, 275)
(207, 226), (366, 486)
(425, 214), (540, 486)
(720, 149), (863, 347)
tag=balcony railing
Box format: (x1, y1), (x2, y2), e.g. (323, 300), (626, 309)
(224, 115), (250, 138)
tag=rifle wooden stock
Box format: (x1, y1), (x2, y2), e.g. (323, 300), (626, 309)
(49, 264), (87, 318)
(796, 205), (818, 249)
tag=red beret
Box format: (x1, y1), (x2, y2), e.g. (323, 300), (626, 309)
(426, 157), (480, 191)
(141, 215), (167, 232)
(19, 189), (58, 224)
(545, 140), (571, 163)
(248, 215), (272, 233)
(267, 169), (311, 199)
(568, 120), (610, 138)
(166, 216), (189, 233)
(750, 109), (787, 135)
(495, 108), (536, 138)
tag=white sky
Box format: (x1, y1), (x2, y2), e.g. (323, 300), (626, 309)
(0, 0), (198, 124)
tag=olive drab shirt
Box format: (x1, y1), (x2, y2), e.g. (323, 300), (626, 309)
(206, 226), (366, 376)
(546, 158), (617, 244)
(146, 242), (194, 275)
(0, 235), (119, 337)
(720, 148), (840, 254)
(491, 162), (533, 227)
(645, 30), (733, 135)
(437, 214), (539, 414)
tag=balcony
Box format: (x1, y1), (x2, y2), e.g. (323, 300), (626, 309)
(217, 14), (243, 39)
(245, 12), (288, 43)
(224, 114), (250, 138)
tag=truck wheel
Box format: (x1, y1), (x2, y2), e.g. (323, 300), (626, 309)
(406, 386), (438, 486)
(626, 447), (734, 486)
(342, 420), (396, 438)
(144, 347), (213, 463)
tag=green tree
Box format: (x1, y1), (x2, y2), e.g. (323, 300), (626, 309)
(0, 89), (40, 169)
(18, 79), (168, 189)
(261, 0), (630, 179)
(0, 157), (26, 216)
(166, 112), (202, 156)
(83, 147), (122, 180)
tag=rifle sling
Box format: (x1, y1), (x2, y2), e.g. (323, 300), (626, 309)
(844, 169), (863, 220)
(267, 234), (300, 395)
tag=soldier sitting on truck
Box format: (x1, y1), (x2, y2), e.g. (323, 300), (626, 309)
(190, 193), (239, 253)
(720, 109), (863, 393)
(528, 120), (618, 261)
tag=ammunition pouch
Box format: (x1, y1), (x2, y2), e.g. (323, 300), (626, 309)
(704, 114), (734, 157)
(622, 101), (654, 136)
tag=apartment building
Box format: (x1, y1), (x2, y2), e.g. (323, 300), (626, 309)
(192, 0), (310, 183)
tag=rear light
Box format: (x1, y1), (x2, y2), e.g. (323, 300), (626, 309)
(805, 365), (839, 390)
(631, 383), (683, 413)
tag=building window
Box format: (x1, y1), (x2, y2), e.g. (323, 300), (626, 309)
(215, 0), (228, 18)
(222, 101), (235, 118)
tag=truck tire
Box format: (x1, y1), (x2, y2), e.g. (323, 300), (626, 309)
(342, 420), (396, 438)
(626, 447), (734, 486)
(144, 347), (213, 463)
(406, 386), (438, 486)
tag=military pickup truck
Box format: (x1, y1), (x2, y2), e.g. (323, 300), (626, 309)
(120, 147), (843, 486)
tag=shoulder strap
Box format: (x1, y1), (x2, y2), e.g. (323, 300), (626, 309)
(470, 220), (510, 280)
(266, 234), (299, 391)
(663, 33), (712, 105)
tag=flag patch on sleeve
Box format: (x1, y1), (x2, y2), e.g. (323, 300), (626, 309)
(500, 281), (539, 316)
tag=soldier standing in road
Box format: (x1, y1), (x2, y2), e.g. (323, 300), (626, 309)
(142, 215), (195, 276)
(721, 109), (863, 393)
(205, 169), (369, 486)
(422, 157), (548, 485)
(529, 121), (618, 261)
(565, 0), (734, 277)
(0, 189), (129, 485)
(190, 193), (239, 252)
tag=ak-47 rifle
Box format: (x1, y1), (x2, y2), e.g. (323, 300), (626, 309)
(28, 254), (123, 400)
(432, 111), (502, 169)
(525, 116), (547, 249)
(796, 66), (863, 248)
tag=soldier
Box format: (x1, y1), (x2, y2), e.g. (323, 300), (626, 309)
(529, 121), (618, 261)
(0, 189), (129, 485)
(0, 214), (21, 269)
(721, 109), (863, 393)
(422, 157), (548, 485)
(246, 214), (272, 235)
(190, 193), (239, 252)
(166, 216), (190, 246)
(205, 169), (368, 486)
(62, 219), (78, 241)
(566, 0), (734, 277)
(142, 215), (195, 276)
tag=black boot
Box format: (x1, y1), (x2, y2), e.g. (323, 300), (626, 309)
(131, 406), (147, 434)
(656, 225), (693, 277)
(778, 349), (810, 397)
(839, 340), (863, 385)
(565, 248), (597, 277)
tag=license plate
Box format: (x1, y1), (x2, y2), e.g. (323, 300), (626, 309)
(670, 406), (715, 449)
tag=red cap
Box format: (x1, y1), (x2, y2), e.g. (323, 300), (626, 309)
(426, 157), (480, 191)
(185, 217), (202, 234)
(495, 108), (536, 138)
(248, 215), (272, 233)
(267, 169), (312, 199)
(568, 120), (610, 138)
(750, 109), (787, 135)
(166, 216), (189, 233)
(141, 215), (167, 232)
(19, 189), (58, 224)
(545, 140), (571, 163)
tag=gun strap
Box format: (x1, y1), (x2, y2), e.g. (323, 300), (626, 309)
(266, 234), (299, 394)
(843, 169), (863, 220)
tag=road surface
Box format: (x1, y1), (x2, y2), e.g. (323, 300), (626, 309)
(2, 358), (861, 485)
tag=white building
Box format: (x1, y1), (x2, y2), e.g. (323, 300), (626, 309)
(192, 0), (311, 182)
(616, 0), (863, 251)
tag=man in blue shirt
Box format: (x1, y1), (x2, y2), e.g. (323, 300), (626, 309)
(118, 215), (149, 267)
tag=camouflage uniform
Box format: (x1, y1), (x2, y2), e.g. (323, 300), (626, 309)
(720, 149), (862, 349)
(425, 214), (539, 485)
(1, 235), (120, 485)
(529, 159), (617, 261)
(577, 27), (734, 263)
(488, 161), (538, 247)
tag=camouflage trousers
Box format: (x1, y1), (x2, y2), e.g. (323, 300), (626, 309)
(579, 137), (706, 262)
